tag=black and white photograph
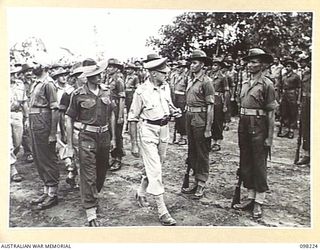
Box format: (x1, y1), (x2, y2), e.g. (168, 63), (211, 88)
(6, 6), (314, 231)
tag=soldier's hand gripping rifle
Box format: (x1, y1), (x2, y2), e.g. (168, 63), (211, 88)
(231, 168), (242, 208)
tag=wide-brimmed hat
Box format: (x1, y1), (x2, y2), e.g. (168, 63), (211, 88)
(19, 63), (34, 73)
(283, 58), (298, 69)
(82, 58), (97, 67)
(52, 68), (69, 79)
(211, 57), (226, 68)
(242, 48), (274, 64)
(176, 60), (189, 68)
(142, 53), (161, 63)
(124, 62), (138, 70)
(144, 57), (170, 73)
(188, 49), (212, 66)
(10, 66), (22, 74)
(50, 63), (63, 70)
(107, 58), (123, 70)
(82, 60), (108, 77)
(70, 63), (85, 77)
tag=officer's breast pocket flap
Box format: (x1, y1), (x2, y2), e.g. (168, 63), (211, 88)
(80, 99), (96, 109)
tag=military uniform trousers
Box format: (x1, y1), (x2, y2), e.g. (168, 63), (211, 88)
(78, 129), (110, 209)
(186, 111), (211, 183)
(238, 115), (269, 192)
(10, 112), (23, 154)
(138, 122), (169, 196)
(301, 96), (310, 151)
(212, 95), (224, 141)
(22, 116), (33, 156)
(29, 112), (59, 187)
(280, 90), (298, 128)
(174, 94), (186, 136)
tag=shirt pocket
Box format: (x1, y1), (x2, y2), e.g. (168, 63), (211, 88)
(249, 87), (264, 104)
(79, 99), (96, 121)
(142, 98), (159, 118)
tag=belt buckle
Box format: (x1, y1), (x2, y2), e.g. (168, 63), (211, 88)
(97, 126), (102, 133)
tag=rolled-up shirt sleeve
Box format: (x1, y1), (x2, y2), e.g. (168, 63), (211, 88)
(265, 83), (278, 111)
(127, 91), (143, 122)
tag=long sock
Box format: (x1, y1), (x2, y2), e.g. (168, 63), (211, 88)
(255, 192), (266, 204)
(155, 194), (169, 217)
(86, 207), (97, 222)
(48, 186), (58, 197)
(137, 175), (148, 197)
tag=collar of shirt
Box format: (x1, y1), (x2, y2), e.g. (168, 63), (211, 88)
(191, 70), (206, 82)
(78, 83), (106, 97)
(54, 81), (66, 90)
(145, 79), (165, 91)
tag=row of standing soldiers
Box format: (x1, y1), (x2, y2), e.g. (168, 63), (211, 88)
(9, 47), (311, 226)
(167, 51), (311, 164)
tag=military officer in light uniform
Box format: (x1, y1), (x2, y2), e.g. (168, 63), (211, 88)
(128, 57), (181, 226)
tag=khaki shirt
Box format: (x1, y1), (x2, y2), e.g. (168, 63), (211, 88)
(10, 79), (27, 111)
(29, 74), (58, 109)
(128, 80), (171, 122)
(186, 70), (215, 107)
(240, 73), (277, 111)
(66, 84), (115, 126)
(210, 71), (229, 93)
(125, 73), (139, 90)
(282, 71), (301, 90)
(174, 71), (188, 94)
(107, 74), (125, 101)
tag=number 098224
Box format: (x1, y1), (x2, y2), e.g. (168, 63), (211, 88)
(300, 244), (318, 248)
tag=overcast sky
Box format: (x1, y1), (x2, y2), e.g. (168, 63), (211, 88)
(6, 8), (184, 62)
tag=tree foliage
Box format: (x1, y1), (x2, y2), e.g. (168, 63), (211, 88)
(146, 12), (312, 60)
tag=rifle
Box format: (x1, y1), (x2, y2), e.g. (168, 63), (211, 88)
(294, 92), (303, 164)
(172, 123), (177, 144)
(182, 158), (191, 189)
(277, 70), (284, 136)
(231, 168), (242, 208)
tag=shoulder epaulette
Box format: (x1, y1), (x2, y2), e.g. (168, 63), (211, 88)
(65, 85), (75, 95)
(262, 75), (274, 86)
(135, 82), (148, 95)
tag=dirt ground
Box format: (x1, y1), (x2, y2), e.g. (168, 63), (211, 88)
(9, 117), (311, 228)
